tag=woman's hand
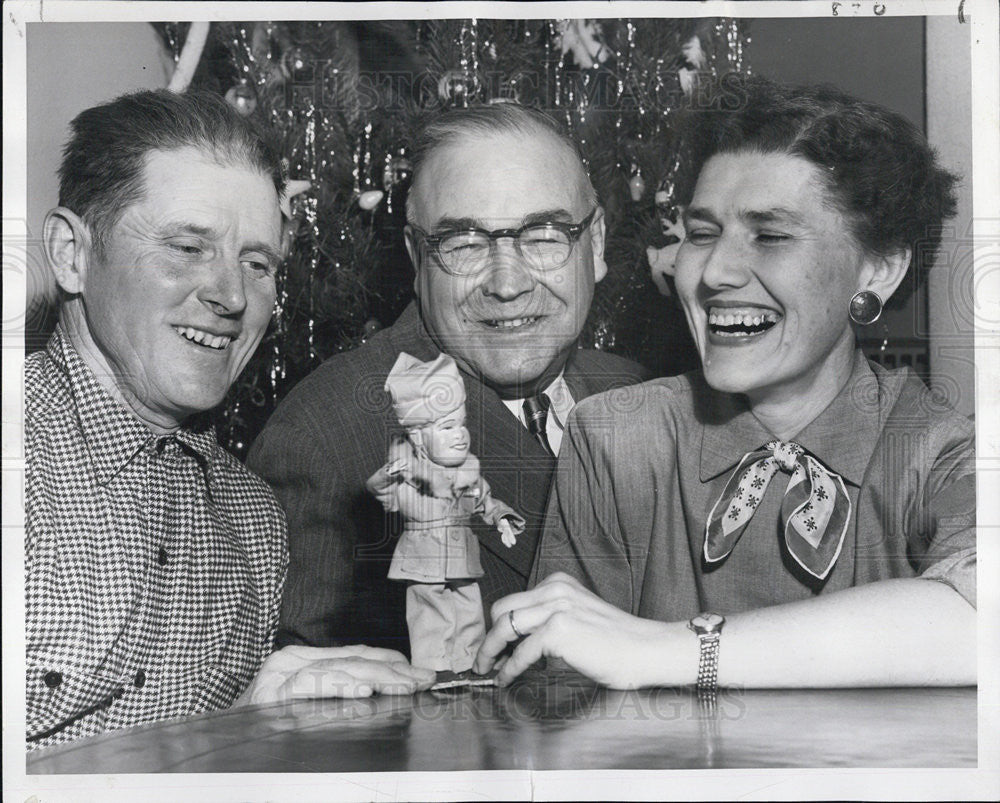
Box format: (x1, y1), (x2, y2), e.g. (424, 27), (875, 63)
(473, 573), (686, 689)
(236, 644), (436, 706)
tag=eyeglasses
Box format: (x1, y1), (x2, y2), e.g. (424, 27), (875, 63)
(408, 208), (597, 276)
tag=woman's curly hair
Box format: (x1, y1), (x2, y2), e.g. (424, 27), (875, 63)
(678, 75), (959, 286)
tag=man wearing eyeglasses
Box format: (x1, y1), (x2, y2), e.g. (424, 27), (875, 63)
(248, 104), (648, 657)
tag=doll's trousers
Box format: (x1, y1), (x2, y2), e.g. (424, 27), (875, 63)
(406, 581), (486, 672)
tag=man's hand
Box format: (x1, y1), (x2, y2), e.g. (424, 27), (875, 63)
(236, 644), (436, 706)
(497, 518), (517, 548)
(473, 573), (675, 689)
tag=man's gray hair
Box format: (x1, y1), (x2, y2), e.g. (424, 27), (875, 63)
(406, 103), (598, 222)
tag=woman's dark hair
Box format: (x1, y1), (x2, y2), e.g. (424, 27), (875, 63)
(679, 75), (959, 277)
(58, 89), (286, 256)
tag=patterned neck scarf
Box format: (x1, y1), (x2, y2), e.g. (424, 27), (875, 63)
(705, 440), (852, 579)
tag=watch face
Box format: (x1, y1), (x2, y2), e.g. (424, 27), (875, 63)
(690, 612), (725, 633)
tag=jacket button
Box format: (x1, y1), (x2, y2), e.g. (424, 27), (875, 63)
(43, 670), (63, 688)
(134, 669), (146, 688)
(158, 546), (168, 566)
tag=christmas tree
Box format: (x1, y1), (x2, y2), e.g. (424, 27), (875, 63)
(155, 18), (750, 458)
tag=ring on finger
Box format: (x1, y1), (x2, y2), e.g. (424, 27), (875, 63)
(508, 609), (526, 639)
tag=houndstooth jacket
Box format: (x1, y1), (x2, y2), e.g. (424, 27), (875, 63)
(25, 327), (287, 749)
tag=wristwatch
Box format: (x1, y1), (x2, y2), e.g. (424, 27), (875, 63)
(687, 612), (725, 693)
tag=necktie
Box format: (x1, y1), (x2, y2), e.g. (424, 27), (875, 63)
(705, 440), (852, 580)
(523, 394), (555, 457)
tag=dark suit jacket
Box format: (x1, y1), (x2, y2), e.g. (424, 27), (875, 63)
(248, 302), (649, 653)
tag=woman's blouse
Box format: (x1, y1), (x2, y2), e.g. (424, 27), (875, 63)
(531, 351), (975, 618)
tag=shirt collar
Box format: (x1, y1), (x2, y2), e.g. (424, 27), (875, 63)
(172, 415), (219, 465)
(700, 350), (882, 486)
(500, 372), (575, 430)
(48, 325), (218, 485)
(543, 373), (575, 430)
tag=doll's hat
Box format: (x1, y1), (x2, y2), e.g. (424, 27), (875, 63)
(385, 352), (466, 427)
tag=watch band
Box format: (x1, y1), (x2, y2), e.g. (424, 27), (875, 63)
(694, 630), (721, 692)
(687, 612), (725, 698)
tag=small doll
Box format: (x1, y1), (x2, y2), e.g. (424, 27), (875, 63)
(367, 352), (525, 677)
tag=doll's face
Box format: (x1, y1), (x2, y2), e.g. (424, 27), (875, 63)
(418, 407), (470, 468)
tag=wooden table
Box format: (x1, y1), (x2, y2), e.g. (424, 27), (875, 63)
(27, 671), (976, 773)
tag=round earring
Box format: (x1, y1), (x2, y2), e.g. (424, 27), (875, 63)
(849, 290), (883, 325)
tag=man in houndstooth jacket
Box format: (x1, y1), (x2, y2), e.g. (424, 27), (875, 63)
(25, 90), (433, 749)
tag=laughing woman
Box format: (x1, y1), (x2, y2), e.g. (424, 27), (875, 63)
(474, 76), (975, 690)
